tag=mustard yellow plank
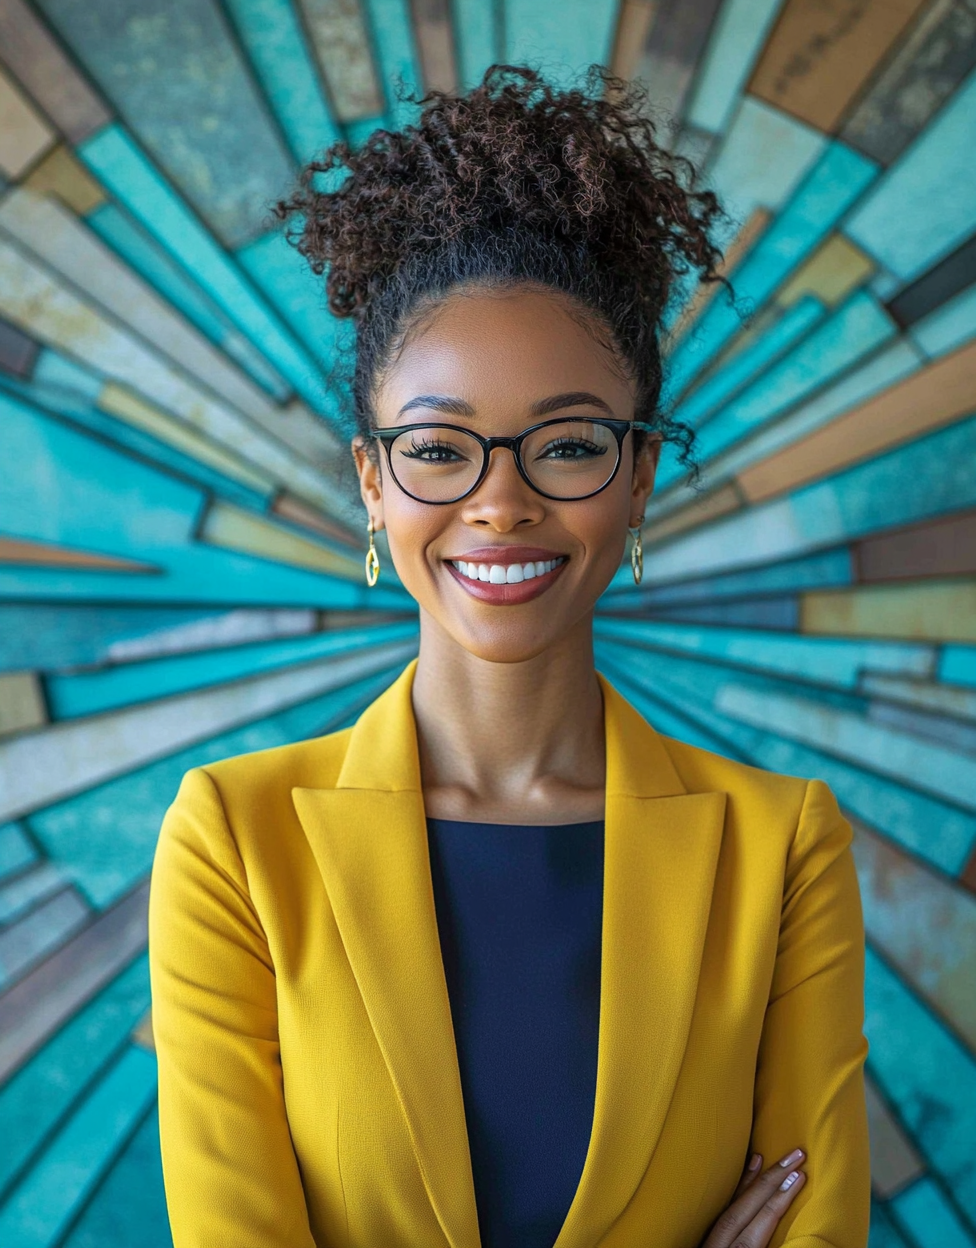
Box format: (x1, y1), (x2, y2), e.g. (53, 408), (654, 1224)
(23, 145), (107, 215)
(738, 338), (976, 502)
(0, 65), (55, 179)
(801, 579), (976, 642)
(99, 383), (276, 496)
(644, 481), (743, 547)
(0, 671), (47, 738)
(200, 502), (362, 580)
(777, 234), (875, 309)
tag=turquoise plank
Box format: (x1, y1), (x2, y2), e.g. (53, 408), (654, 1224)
(78, 125), (332, 414)
(673, 296), (826, 429)
(28, 665), (406, 908)
(682, 291), (896, 476)
(0, 1045), (158, 1248)
(86, 204), (289, 399)
(868, 1200), (912, 1248)
(667, 142), (879, 395)
(61, 1104), (171, 1248)
(0, 956), (150, 1200)
(890, 1178), (976, 1248)
(453, 0), (498, 89)
(595, 617), (933, 689)
(911, 281), (976, 360)
(684, 0), (786, 136)
(646, 414), (976, 584)
(865, 946), (976, 1223)
(504, 0), (617, 87)
(846, 67), (976, 281)
(34, 0), (294, 248)
(46, 621), (419, 718)
(361, 0), (422, 123)
(941, 648), (976, 689)
(223, 0), (341, 163)
(600, 547), (853, 607)
(31, 351), (103, 403)
(0, 823), (37, 882)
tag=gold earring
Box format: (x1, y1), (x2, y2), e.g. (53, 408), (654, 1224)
(629, 525), (643, 585)
(365, 518), (380, 587)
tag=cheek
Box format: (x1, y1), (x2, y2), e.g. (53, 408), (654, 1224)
(381, 494), (451, 583)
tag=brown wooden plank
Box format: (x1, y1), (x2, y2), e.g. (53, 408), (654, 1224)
(410, 0), (458, 93)
(0, 536), (158, 571)
(23, 143), (106, 215)
(738, 339), (976, 502)
(0, 0), (110, 143)
(842, 0), (976, 165)
(0, 879), (149, 1082)
(854, 508), (976, 582)
(0, 64), (55, 179)
(272, 493), (360, 549)
(864, 1074), (924, 1199)
(610, 0), (657, 82)
(748, 0), (929, 133)
(644, 481), (742, 546)
(631, 0), (725, 123)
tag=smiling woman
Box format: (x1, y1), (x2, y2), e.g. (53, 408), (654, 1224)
(148, 66), (871, 1248)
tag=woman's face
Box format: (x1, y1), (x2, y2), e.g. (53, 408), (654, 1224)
(355, 287), (659, 664)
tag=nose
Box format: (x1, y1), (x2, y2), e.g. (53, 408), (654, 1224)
(459, 445), (545, 531)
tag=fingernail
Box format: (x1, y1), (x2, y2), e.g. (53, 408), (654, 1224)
(779, 1148), (804, 1168)
(779, 1170), (800, 1191)
(748, 1153), (762, 1171)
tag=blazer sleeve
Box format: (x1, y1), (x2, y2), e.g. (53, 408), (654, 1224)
(148, 767), (317, 1248)
(750, 779), (871, 1248)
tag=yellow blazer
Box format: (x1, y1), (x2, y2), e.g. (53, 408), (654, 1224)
(149, 660), (870, 1248)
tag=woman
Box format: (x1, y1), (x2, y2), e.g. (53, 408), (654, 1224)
(149, 68), (870, 1248)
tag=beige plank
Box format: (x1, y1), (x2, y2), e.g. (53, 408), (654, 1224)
(0, 881), (149, 1082)
(801, 579), (976, 642)
(24, 144), (106, 215)
(0, 672), (47, 738)
(610, 0), (658, 82)
(777, 233), (874, 308)
(865, 1073), (924, 1199)
(273, 493), (361, 548)
(859, 674), (976, 723)
(299, 0), (384, 121)
(410, 0), (458, 93)
(738, 339), (976, 502)
(0, 64), (55, 179)
(643, 481), (742, 547)
(0, 0), (111, 143)
(0, 535), (156, 572)
(131, 1006), (155, 1052)
(749, 0), (929, 132)
(202, 501), (362, 579)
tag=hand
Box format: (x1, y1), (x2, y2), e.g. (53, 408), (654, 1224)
(700, 1148), (807, 1248)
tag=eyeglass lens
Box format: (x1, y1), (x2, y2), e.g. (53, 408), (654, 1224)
(384, 421), (621, 502)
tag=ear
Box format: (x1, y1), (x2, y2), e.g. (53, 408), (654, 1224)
(630, 435), (661, 527)
(352, 436), (385, 531)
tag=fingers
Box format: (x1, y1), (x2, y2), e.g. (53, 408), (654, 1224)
(731, 1153), (763, 1200)
(702, 1148), (807, 1248)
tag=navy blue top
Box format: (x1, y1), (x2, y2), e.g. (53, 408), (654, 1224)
(426, 818), (604, 1248)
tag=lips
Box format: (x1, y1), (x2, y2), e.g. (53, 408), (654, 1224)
(444, 550), (568, 605)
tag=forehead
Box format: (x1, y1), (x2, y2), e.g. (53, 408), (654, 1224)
(375, 288), (635, 419)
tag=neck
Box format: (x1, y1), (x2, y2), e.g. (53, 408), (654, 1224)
(411, 610), (606, 824)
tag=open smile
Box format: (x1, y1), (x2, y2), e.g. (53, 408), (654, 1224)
(444, 553), (568, 604)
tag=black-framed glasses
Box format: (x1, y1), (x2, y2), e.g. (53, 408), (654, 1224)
(370, 417), (656, 504)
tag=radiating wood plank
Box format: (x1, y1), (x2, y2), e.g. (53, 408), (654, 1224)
(888, 233), (976, 332)
(410, 0), (458, 93)
(0, 316), (38, 378)
(868, 699), (976, 759)
(738, 339), (976, 502)
(298, 0), (384, 121)
(0, 0), (110, 144)
(860, 674), (976, 725)
(864, 1072), (924, 1199)
(841, 0), (976, 166)
(0, 880), (148, 1081)
(854, 509), (976, 583)
(130, 1007), (154, 1052)
(644, 481), (743, 546)
(801, 580), (976, 643)
(777, 233), (874, 308)
(23, 144), (106, 215)
(0, 862), (67, 924)
(610, 0), (657, 82)
(0, 536), (156, 573)
(0, 65), (55, 179)
(748, 0), (929, 133)
(684, 0), (787, 135)
(671, 209), (771, 343)
(0, 672), (47, 738)
(0, 887), (90, 990)
(202, 501), (362, 579)
(273, 493), (361, 548)
(630, 0), (724, 122)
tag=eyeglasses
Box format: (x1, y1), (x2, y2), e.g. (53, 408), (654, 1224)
(370, 417), (656, 505)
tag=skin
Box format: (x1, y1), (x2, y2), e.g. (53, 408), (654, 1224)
(354, 285), (806, 1242)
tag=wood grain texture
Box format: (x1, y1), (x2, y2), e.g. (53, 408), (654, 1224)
(0, 66), (55, 179)
(273, 493), (361, 548)
(842, 0), (976, 165)
(854, 508), (976, 582)
(888, 233), (976, 331)
(410, 0), (458, 93)
(738, 339), (976, 502)
(0, 316), (39, 378)
(0, 0), (110, 143)
(644, 481), (743, 546)
(23, 144), (106, 215)
(801, 578), (976, 641)
(299, 0), (384, 120)
(631, 0), (724, 123)
(0, 536), (157, 572)
(749, 0), (930, 132)
(610, 0), (657, 82)
(0, 671), (47, 737)
(777, 233), (874, 308)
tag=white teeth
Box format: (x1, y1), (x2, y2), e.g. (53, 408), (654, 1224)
(450, 558), (563, 583)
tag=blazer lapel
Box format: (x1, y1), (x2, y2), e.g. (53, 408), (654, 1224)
(292, 662), (481, 1248)
(555, 680), (727, 1248)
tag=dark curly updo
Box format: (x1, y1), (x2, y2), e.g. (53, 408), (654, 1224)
(276, 65), (725, 470)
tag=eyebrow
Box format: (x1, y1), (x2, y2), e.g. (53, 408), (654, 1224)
(531, 391), (615, 417)
(397, 394), (475, 418)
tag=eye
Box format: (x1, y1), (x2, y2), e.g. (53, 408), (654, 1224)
(535, 436), (608, 461)
(399, 437), (472, 463)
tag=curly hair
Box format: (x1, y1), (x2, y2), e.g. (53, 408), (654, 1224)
(275, 65), (725, 470)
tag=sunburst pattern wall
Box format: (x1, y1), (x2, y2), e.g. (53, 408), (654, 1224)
(0, 1), (974, 1245)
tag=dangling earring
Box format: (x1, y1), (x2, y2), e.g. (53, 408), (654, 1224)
(629, 525), (643, 585)
(365, 518), (380, 587)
